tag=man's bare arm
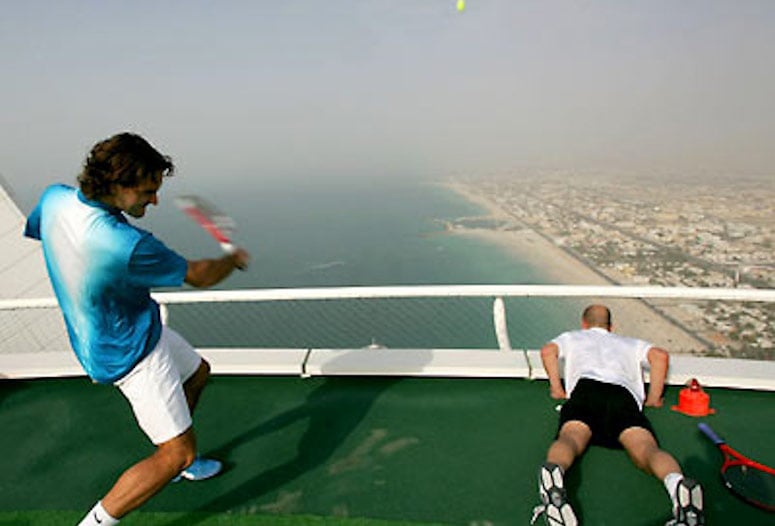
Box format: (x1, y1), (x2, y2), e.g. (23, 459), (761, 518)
(644, 346), (669, 407)
(184, 248), (250, 288)
(540, 342), (567, 399)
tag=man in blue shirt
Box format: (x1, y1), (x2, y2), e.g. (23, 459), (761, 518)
(25, 132), (250, 526)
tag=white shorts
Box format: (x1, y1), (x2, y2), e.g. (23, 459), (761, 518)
(115, 327), (202, 445)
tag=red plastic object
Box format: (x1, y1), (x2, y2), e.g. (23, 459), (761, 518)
(671, 378), (715, 417)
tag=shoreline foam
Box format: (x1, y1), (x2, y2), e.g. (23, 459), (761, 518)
(441, 180), (707, 353)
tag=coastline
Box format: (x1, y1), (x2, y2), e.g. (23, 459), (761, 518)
(441, 180), (708, 352)
(443, 180), (610, 285)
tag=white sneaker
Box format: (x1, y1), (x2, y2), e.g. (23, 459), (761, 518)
(532, 462), (578, 526)
(666, 477), (705, 526)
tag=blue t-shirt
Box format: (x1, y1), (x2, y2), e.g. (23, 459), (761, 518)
(25, 184), (188, 383)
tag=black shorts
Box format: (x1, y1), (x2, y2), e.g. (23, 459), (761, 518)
(558, 378), (655, 449)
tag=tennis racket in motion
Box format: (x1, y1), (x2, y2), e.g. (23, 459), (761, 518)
(174, 195), (237, 254)
(698, 422), (775, 511)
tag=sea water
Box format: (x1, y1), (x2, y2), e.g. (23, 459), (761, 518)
(147, 176), (555, 286)
(139, 175), (582, 349)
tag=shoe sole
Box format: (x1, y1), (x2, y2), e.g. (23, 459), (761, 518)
(674, 478), (705, 526)
(539, 463), (578, 526)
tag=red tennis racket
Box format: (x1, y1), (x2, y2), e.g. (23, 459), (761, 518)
(174, 195), (236, 254)
(698, 422), (775, 511)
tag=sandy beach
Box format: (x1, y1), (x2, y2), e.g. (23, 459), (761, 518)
(442, 180), (707, 353)
(444, 180), (615, 285)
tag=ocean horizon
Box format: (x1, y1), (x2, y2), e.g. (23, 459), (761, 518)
(141, 176), (562, 290)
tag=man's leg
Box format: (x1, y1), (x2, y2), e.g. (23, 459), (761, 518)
(619, 426), (680, 479)
(183, 359), (211, 413)
(534, 421), (591, 525)
(175, 357), (224, 480)
(619, 427), (704, 525)
(80, 333), (220, 524)
(547, 420), (592, 471)
(98, 428), (197, 520)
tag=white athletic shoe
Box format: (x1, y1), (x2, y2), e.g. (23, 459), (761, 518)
(665, 477), (705, 526)
(531, 462), (578, 526)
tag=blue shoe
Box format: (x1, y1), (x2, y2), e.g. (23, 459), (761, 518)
(173, 457), (223, 482)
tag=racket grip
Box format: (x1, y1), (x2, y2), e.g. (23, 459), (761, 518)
(221, 243), (248, 271)
(698, 422), (724, 445)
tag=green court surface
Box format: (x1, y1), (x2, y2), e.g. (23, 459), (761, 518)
(1, 375), (773, 525)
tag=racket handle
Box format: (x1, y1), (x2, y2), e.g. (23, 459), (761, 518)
(222, 243), (248, 271)
(698, 422), (725, 445)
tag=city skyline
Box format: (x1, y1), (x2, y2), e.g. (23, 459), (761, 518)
(446, 175), (774, 359)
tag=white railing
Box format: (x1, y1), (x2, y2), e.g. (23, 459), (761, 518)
(1, 285), (773, 390)
(150, 284), (775, 304)
(2, 284), (772, 310)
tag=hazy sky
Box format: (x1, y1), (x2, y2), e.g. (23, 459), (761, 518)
(2, 0), (774, 204)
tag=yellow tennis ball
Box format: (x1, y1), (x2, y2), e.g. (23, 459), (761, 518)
(457, 0), (465, 12)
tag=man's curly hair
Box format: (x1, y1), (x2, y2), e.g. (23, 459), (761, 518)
(78, 133), (175, 200)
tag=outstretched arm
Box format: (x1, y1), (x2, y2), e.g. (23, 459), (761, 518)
(540, 342), (567, 399)
(644, 346), (669, 407)
(184, 248), (250, 288)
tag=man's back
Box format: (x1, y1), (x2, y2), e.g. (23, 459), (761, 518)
(553, 327), (652, 408)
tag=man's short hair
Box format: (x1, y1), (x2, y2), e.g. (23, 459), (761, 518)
(582, 304), (612, 329)
(78, 133), (174, 199)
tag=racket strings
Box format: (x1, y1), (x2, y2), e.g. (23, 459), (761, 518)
(724, 463), (775, 509)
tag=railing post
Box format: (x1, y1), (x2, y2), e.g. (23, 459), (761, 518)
(493, 297), (512, 352)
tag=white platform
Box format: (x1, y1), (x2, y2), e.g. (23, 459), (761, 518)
(2, 347), (774, 392)
(0, 351), (83, 380)
(200, 348), (308, 376)
(303, 348), (531, 378)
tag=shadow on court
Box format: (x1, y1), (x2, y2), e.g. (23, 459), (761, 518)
(0, 379), (27, 408)
(164, 375), (403, 525)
